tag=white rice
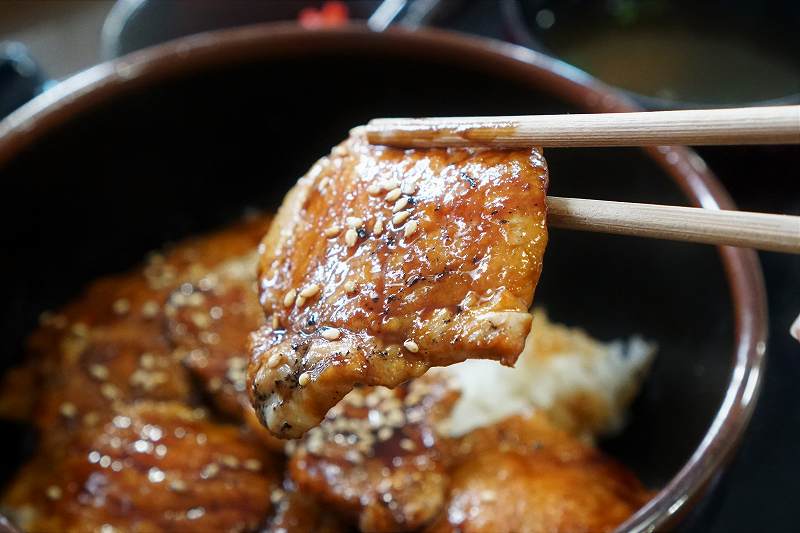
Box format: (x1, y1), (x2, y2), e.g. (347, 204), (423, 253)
(435, 309), (656, 441)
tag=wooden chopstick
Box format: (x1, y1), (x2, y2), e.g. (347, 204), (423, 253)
(365, 105), (800, 148)
(547, 197), (800, 253)
(365, 107), (800, 251)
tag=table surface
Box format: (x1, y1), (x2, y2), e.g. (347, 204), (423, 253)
(1, 2), (798, 531)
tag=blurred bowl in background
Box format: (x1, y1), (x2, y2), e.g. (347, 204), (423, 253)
(502, 0), (800, 109)
(101, 0), (382, 59)
(0, 42), (48, 119)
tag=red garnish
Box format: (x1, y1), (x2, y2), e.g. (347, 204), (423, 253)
(298, 1), (350, 29)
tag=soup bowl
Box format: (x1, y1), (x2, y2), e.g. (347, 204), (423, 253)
(0, 24), (767, 532)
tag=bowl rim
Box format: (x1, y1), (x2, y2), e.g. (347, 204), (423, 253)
(0, 23), (768, 532)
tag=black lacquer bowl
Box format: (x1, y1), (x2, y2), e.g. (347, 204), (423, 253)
(0, 24), (767, 532)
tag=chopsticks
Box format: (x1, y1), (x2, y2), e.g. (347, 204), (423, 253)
(363, 105), (800, 253)
(547, 197), (800, 254)
(365, 105), (800, 148)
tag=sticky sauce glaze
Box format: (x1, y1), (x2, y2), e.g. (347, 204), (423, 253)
(249, 132), (548, 439)
(366, 121), (520, 148)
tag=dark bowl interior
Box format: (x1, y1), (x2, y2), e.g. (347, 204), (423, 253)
(0, 27), (743, 526)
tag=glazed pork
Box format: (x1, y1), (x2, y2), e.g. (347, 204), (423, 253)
(0, 217), (283, 532)
(287, 376), (459, 531)
(428, 414), (652, 533)
(0, 197), (655, 533)
(249, 133), (548, 438)
(2, 402), (279, 532)
(0, 216), (272, 432)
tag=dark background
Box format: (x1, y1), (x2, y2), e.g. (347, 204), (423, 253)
(0, 1), (797, 531)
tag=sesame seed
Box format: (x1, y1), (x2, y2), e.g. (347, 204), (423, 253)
(343, 280), (356, 293)
(271, 315), (280, 330)
(220, 455), (239, 468)
(169, 479), (188, 492)
(373, 217), (384, 236)
(306, 433), (324, 454)
(198, 275), (217, 291)
(392, 197), (409, 212)
(345, 228), (358, 247)
(322, 328), (341, 340)
(401, 181), (417, 195)
(403, 339), (419, 353)
(404, 220), (419, 238)
(89, 364), (109, 381)
(367, 183), (382, 195)
(270, 488), (285, 503)
(178, 282), (193, 297)
(140, 353), (155, 369)
(60, 402), (77, 418)
(112, 298), (130, 315)
(71, 323), (89, 337)
(299, 284), (320, 298)
(285, 440), (298, 455)
(386, 409), (405, 427)
(141, 300), (160, 318)
(101, 383), (120, 400)
(480, 490), (497, 502)
(399, 438), (416, 451)
(384, 178), (400, 190)
(209, 306), (223, 320)
(186, 292), (205, 306)
(147, 466), (167, 483)
(243, 459), (262, 471)
(130, 368), (168, 391)
(186, 507), (205, 520)
(377, 427), (393, 441)
(385, 188), (402, 202)
(295, 295), (307, 307)
(46, 485), (62, 500)
(324, 225), (341, 238)
(298, 372), (311, 386)
(199, 331), (220, 345)
(346, 216), (364, 228)
(345, 450), (363, 463)
(283, 289), (297, 308)
(191, 312), (211, 329)
(201, 463), (220, 479)
(392, 211), (411, 226)
(267, 353), (282, 368)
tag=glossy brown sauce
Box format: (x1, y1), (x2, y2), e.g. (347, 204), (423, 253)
(0, 143), (649, 533)
(366, 121), (520, 148)
(249, 133), (548, 438)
